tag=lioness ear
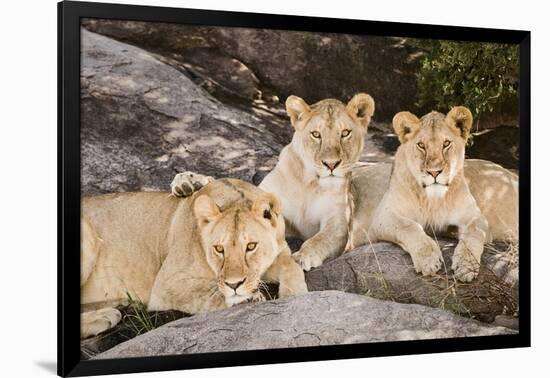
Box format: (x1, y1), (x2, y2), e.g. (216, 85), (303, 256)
(346, 93), (375, 129)
(252, 192), (281, 227)
(194, 194), (220, 226)
(446, 106), (473, 140)
(392, 111), (421, 144)
(286, 95), (310, 128)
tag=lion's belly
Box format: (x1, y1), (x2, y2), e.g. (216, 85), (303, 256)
(80, 246), (160, 306)
(80, 221), (166, 306)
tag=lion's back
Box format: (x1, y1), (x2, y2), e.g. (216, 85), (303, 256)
(81, 192), (186, 306)
(463, 159), (518, 240)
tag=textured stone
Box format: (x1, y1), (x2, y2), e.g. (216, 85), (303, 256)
(82, 19), (424, 121)
(305, 239), (518, 322)
(94, 291), (514, 359)
(80, 28), (292, 196)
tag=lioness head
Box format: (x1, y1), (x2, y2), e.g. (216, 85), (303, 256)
(194, 192), (283, 306)
(392, 106), (473, 199)
(286, 93), (375, 182)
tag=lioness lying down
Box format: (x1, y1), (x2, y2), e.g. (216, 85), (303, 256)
(351, 107), (518, 282)
(80, 179), (307, 338)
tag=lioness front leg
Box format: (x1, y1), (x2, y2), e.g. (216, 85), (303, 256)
(263, 247), (308, 297)
(452, 215), (489, 282)
(148, 276), (228, 313)
(293, 216), (349, 271)
(371, 211), (443, 276)
(171, 171), (214, 197)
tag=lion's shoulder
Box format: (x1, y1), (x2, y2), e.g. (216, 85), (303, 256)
(194, 178), (266, 207)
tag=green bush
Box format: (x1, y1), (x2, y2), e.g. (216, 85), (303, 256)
(410, 39), (519, 120)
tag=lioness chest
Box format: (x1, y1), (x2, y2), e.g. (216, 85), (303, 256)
(403, 190), (476, 234)
(283, 181), (348, 240)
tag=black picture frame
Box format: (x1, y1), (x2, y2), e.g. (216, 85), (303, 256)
(58, 1), (531, 376)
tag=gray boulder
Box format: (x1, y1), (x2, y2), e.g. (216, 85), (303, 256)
(94, 291), (514, 359)
(305, 239), (518, 322)
(80, 28), (292, 196)
(81, 19), (424, 121)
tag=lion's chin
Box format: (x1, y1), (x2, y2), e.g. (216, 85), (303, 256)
(424, 184), (448, 199)
(318, 174), (346, 189)
(224, 294), (252, 307)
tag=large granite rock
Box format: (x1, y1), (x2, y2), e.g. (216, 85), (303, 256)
(81, 19), (424, 121)
(80, 28), (292, 196)
(94, 291), (514, 359)
(305, 239), (518, 322)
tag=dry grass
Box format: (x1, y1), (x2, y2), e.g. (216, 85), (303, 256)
(122, 293), (160, 336)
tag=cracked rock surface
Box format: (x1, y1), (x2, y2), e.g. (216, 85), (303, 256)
(81, 28), (292, 196)
(305, 239), (518, 323)
(82, 19), (424, 121)
(94, 291), (514, 359)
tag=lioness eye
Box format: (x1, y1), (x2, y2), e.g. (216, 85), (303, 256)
(443, 140), (451, 148)
(214, 245), (224, 254)
(246, 242), (257, 252)
(311, 131), (321, 139)
(341, 129), (351, 138)
(416, 142), (425, 150)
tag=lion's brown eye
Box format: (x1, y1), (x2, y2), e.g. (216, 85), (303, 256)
(246, 242), (257, 252)
(214, 245), (224, 254)
(417, 142), (425, 150)
(443, 140), (451, 148)
(311, 131), (321, 139)
(341, 129), (351, 138)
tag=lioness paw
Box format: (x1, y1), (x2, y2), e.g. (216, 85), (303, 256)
(292, 251), (323, 271)
(171, 172), (213, 197)
(411, 239), (443, 276)
(249, 290), (266, 303)
(452, 241), (481, 282)
(278, 278), (308, 298)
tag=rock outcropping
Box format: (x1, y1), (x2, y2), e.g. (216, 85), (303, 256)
(94, 291), (514, 359)
(82, 19), (424, 121)
(81, 28), (292, 196)
(305, 239), (518, 322)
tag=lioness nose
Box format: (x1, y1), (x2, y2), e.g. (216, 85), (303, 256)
(322, 160), (341, 171)
(427, 169), (443, 178)
(225, 278), (246, 290)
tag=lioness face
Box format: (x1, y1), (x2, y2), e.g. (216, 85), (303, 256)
(194, 193), (282, 306)
(392, 107), (473, 199)
(285, 93), (375, 182)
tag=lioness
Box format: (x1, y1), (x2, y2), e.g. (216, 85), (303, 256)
(80, 178), (307, 338)
(172, 94), (375, 271)
(350, 107), (518, 282)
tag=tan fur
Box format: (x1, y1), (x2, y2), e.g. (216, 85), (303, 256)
(350, 107), (518, 282)
(80, 179), (307, 338)
(259, 93), (375, 270)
